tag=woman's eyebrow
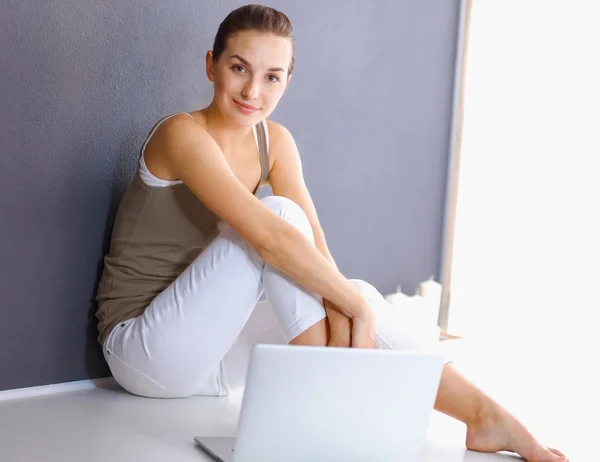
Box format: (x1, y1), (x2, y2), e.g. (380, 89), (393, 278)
(229, 54), (285, 73)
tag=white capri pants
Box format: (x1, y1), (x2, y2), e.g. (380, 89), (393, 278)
(103, 196), (446, 398)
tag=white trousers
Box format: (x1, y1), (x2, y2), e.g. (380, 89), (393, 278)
(103, 196), (445, 398)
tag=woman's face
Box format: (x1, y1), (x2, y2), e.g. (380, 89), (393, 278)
(207, 31), (292, 126)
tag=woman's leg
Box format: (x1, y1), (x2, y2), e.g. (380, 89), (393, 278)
(330, 279), (567, 462)
(103, 195), (328, 398)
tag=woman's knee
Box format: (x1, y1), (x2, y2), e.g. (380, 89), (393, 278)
(260, 196), (314, 242)
(348, 279), (383, 302)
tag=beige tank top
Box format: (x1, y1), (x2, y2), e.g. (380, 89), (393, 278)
(95, 113), (269, 345)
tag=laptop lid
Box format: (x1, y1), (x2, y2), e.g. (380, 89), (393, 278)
(232, 344), (444, 462)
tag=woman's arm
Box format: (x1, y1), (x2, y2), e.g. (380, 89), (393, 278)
(266, 121), (356, 347)
(312, 234), (354, 347)
(154, 115), (373, 342)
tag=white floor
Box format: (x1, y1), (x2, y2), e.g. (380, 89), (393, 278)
(0, 340), (594, 462)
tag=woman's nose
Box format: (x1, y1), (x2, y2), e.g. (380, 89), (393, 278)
(241, 78), (260, 100)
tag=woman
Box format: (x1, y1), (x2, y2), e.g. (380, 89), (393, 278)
(96, 5), (567, 461)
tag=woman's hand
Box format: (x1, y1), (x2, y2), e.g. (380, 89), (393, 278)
(351, 310), (376, 349)
(324, 298), (352, 348)
(325, 298), (376, 349)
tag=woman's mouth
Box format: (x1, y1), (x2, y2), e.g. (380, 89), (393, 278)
(233, 99), (260, 114)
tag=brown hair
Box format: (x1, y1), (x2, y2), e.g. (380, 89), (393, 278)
(212, 4), (295, 75)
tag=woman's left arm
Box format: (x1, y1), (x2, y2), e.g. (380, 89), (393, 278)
(267, 121), (352, 347)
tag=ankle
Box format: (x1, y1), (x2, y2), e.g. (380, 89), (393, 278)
(469, 396), (501, 428)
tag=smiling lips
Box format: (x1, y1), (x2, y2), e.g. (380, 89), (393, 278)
(233, 99), (260, 114)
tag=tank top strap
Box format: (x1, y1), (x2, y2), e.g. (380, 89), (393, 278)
(253, 120), (269, 194)
(139, 112), (195, 159)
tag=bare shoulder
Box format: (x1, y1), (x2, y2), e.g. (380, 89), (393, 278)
(145, 113), (215, 179)
(265, 119), (295, 148)
(158, 113), (209, 147)
(264, 119), (299, 165)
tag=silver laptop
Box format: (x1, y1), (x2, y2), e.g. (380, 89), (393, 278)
(195, 343), (443, 462)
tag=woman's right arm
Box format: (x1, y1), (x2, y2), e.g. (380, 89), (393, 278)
(155, 116), (373, 339)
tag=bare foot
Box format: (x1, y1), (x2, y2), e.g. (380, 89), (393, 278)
(466, 402), (568, 461)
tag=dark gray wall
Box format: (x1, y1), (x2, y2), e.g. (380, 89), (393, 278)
(0, 1), (460, 391)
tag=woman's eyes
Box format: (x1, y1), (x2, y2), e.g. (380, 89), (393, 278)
(231, 65), (280, 83)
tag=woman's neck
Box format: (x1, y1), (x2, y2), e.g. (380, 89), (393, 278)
(199, 101), (253, 153)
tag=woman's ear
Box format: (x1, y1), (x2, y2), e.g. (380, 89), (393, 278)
(287, 73), (293, 85)
(205, 50), (216, 82)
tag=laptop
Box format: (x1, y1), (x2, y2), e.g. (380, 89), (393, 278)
(195, 343), (444, 462)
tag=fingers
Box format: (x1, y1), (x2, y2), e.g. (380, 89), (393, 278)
(351, 317), (376, 349)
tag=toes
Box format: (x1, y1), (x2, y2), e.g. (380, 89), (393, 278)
(548, 447), (568, 460)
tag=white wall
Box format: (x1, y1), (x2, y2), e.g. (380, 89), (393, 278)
(450, 0), (599, 368)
